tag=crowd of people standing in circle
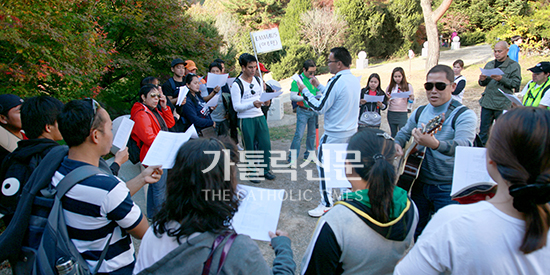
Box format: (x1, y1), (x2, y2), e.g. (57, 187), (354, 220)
(0, 41), (549, 275)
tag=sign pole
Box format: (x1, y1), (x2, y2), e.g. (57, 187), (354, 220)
(250, 32), (264, 89)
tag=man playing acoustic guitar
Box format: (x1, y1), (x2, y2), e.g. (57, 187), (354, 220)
(394, 65), (477, 240)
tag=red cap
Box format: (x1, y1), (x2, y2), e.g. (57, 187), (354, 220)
(259, 62), (270, 73)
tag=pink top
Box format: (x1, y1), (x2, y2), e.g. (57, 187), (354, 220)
(386, 83), (414, 112)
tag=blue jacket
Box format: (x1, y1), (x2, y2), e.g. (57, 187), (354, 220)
(181, 93), (214, 130)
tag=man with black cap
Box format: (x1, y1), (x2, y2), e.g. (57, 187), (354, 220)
(0, 94), (25, 164)
(519, 61), (550, 108)
(162, 58), (186, 106)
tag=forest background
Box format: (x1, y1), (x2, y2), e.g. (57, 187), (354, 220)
(1, 0), (549, 116)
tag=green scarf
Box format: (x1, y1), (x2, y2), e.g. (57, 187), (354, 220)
(341, 187), (408, 220)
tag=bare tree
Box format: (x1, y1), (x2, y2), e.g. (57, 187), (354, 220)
(300, 8), (347, 59)
(421, 0), (453, 71)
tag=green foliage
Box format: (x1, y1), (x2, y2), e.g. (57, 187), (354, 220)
(485, 2), (550, 54)
(0, 0), (112, 100)
(270, 42), (315, 80)
(224, 0), (289, 30)
(279, 0), (312, 44)
(334, 0), (402, 58)
(460, 30), (486, 46)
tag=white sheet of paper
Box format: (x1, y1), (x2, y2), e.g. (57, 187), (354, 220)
(259, 91), (283, 102)
(451, 146), (497, 197)
(321, 143), (352, 189)
(291, 74), (304, 85)
(480, 67), (504, 76)
(498, 89), (522, 106)
(176, 86), (189, 106)
(231, 185), (285, 242)
(199, 84), (208, 97)
(186, 124), (199, 139)
(205, 93), (220, 108)
(390, 91), (411, 98)
(112, 117), (134, 150)
(364, 95), (385, 103)
(226, 77), (236, 88)
(206, 73), (229, 89)
(141, 130), (192, 168)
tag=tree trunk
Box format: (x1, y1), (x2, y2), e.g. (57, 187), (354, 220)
(420, 0), (453, 72)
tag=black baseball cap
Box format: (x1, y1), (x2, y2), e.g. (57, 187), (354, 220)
(528, 62), (550, 74)
(0, 94), (23, 116)
(171, 58), (185, 68)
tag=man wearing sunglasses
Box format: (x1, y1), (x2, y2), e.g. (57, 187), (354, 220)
(394, 65), (477, 239)
(478, 41), (522, 146)
(296, 47), (361, 217)
(288, 59), (319, 164)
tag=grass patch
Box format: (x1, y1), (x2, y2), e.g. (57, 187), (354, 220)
(270, 124), (295, 141)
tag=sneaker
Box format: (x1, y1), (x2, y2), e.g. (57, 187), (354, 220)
(308, 204), (332, 217)
(237, 144), (244, 151)
(249, 178), (261, 184)
(264, 171), (276, 180)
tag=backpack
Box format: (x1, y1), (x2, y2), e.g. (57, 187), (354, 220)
(234, 75), (268, 118)
(127, 137), (141, 165)
(414, 101), (483, 147)
(0, 146), (113, 275)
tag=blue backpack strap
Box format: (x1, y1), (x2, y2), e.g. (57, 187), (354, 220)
(168, 78), (176, 93)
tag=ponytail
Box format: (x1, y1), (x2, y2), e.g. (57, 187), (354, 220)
(365, 155), (396, 223)
(347, 129), (396, 223)
(487, 107), (550, 254)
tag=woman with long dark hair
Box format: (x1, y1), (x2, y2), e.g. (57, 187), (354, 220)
(358, 73), (388, 130)
(301, 128), (418, 275)
(386, 67), (414, 137)
(134, 138), (296, 274)
(131, 84), (175, 218)
(181, 73), (216, 136)
(395, 107), (550, 274)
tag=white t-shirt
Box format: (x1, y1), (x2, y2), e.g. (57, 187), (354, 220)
(394, 201), (550, 275)
(539, 88), (550, 107)
(133, 221), (200, 274)
(230, 76), (264, 119)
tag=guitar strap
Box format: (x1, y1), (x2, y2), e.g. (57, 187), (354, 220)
(414, 100), (464, 127)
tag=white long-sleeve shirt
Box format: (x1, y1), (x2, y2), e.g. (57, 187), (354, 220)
(230, 76), (264, 119)
(301, 70), (360, 139)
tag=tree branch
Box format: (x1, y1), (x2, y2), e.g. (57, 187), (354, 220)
(432, 0), (453, 22)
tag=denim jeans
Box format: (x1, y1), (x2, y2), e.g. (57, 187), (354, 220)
(289, 107), (317, 160)
(147, 169), (167, 219)
(411, 181), (458, 240)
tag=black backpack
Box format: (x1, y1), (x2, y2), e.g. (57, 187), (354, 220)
(0, 146), (113, 275)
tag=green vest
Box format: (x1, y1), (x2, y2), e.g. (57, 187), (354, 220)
(522, 79), (550, 107)
(290, 73), (318, 108)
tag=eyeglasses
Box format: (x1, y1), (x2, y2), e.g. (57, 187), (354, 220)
(149, 93), (160, 98)
(250, 83), (256, 95)
(424, 82), (450, 91)
(87, 98), (100, 130)
(306, 70), (316, 76)
(327, 60), (338, 65)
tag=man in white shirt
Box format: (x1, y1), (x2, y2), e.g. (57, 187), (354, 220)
(297, 47), (361, 217)
(230, 53), (275, 182)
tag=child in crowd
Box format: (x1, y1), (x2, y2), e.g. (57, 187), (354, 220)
(359, 73), (388, 130)
(395, 107), (550, 274)
(386, 67), (414, 137)
(452, 59), (466, 103)
(302, 128), (418, 274)
(134, 138), (295, 274)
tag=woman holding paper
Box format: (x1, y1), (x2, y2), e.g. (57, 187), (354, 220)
(359, 73), (388, 130)
(130, 84), (175, 218)
(181, 73), (216, 136)
(386, 67), (414, 137)
(301, 128), (418, 275)
(134, 137), (296, 274)
(395, 107), (550, 274)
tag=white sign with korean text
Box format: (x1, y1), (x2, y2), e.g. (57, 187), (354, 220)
(251, 28), (283, 54)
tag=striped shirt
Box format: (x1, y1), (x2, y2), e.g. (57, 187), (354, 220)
(51, 157), (143, 274)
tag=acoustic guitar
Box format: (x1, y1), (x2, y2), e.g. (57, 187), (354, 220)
(397, 114), (445, 193)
